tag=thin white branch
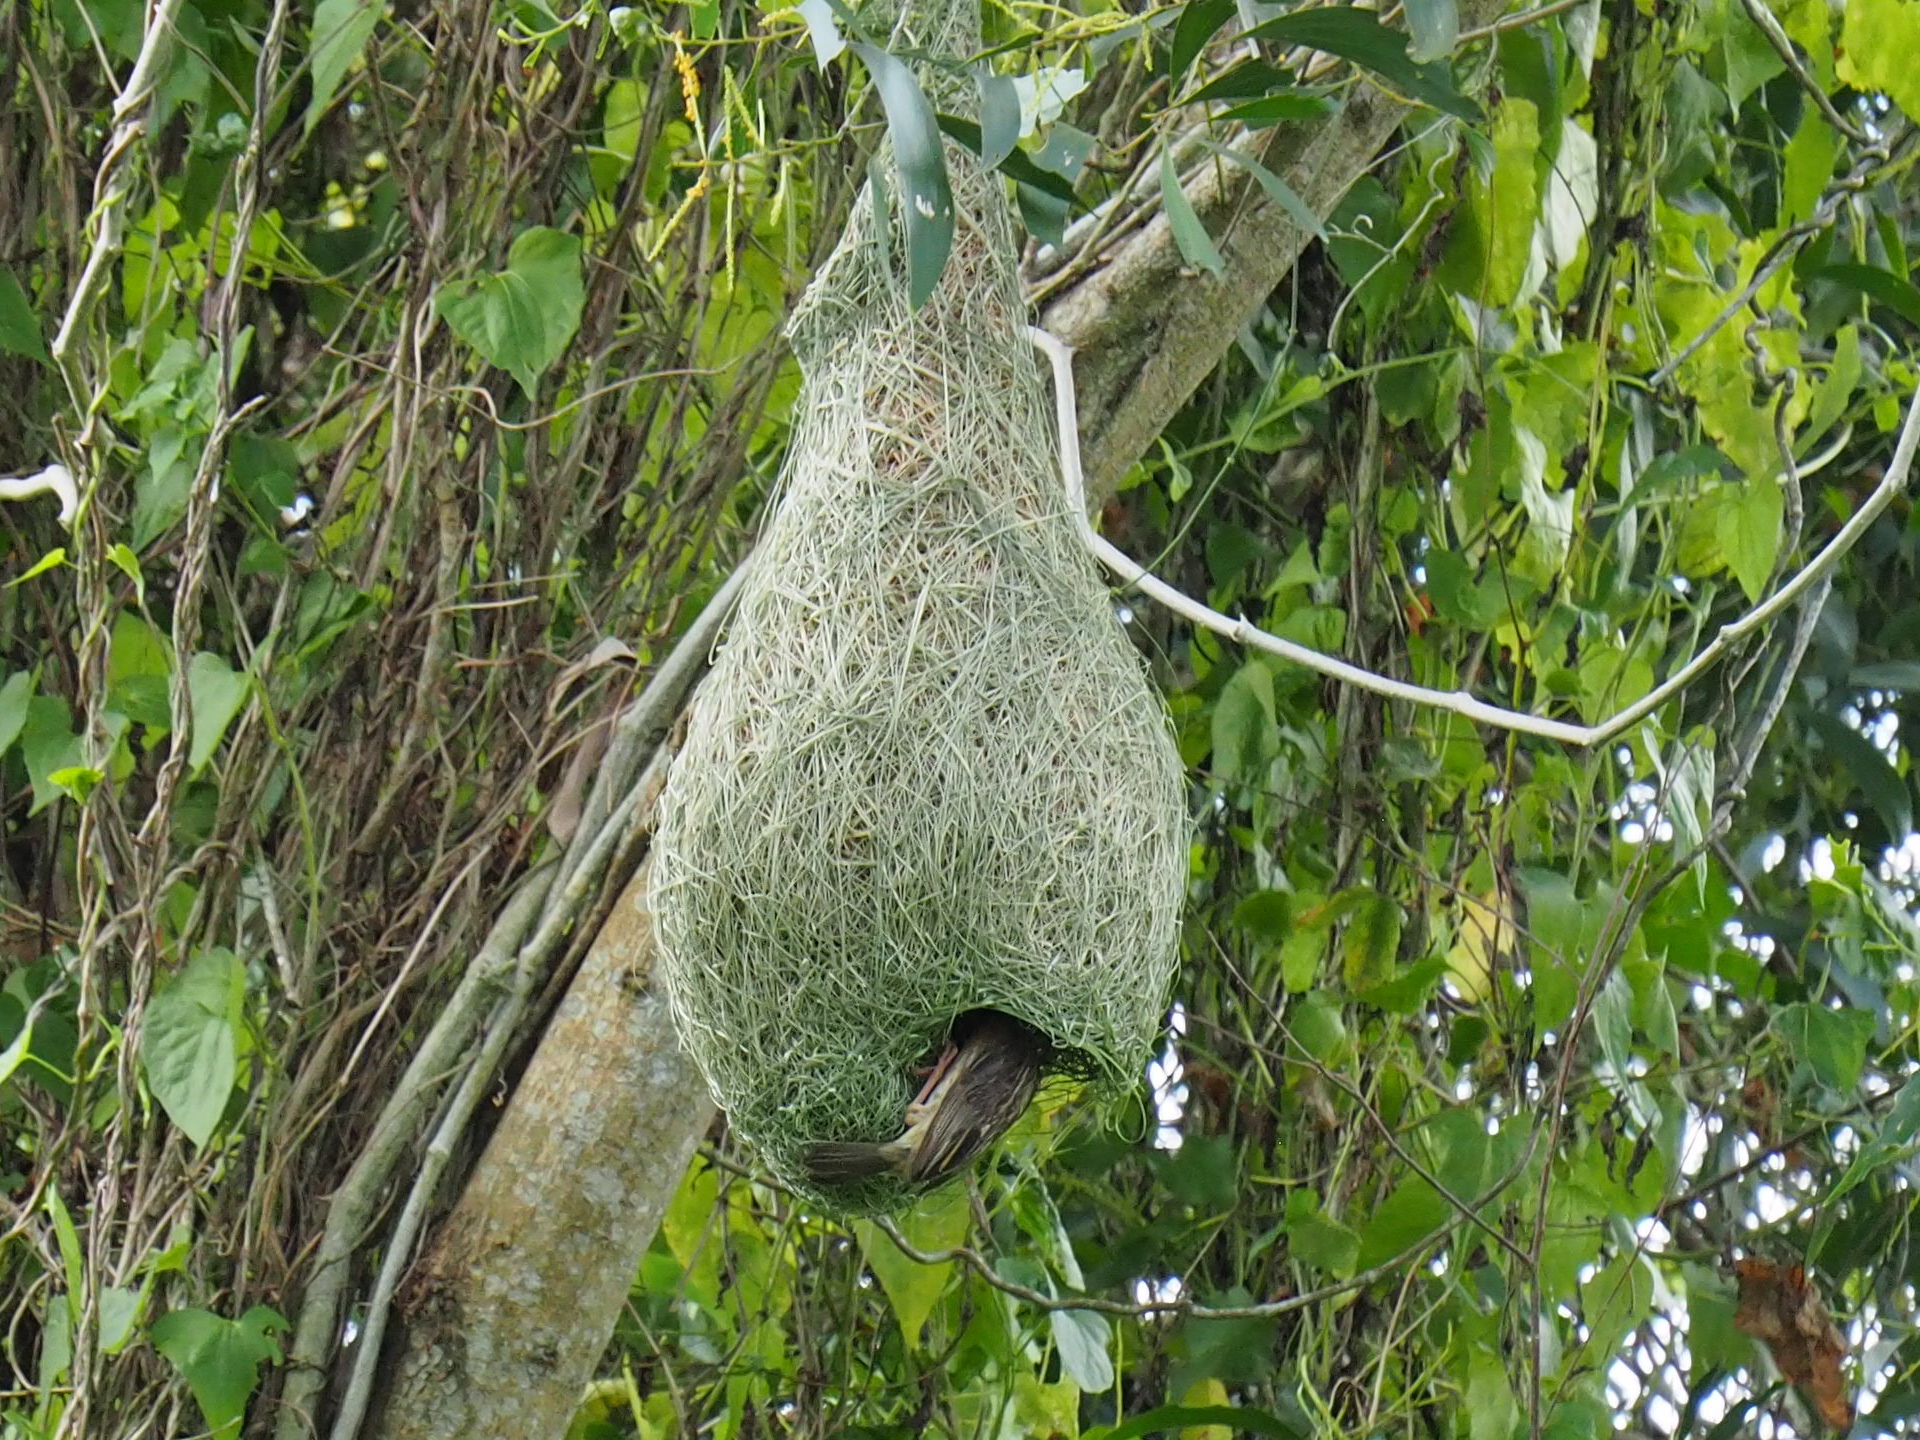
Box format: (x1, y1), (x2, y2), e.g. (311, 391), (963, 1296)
(1028, 326), (1920, 749)
(0, 464), (77, 527)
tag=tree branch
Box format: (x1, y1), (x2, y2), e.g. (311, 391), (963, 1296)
(1029, 327), (1920, 749)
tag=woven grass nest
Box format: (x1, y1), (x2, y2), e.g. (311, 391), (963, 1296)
(649, 144), (1188, 1212)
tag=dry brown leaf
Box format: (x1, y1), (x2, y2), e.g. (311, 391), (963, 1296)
(1446, 886), (1515, 1004)
(1732, 1257), (1855, 1431)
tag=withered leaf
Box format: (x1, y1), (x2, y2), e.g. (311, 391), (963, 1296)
(1732, 1257), (1854, 1431)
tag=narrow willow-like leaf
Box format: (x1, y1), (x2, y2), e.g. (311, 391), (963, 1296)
(1814, 262), (1920, 329)
(1169, 0), (1235, 87)
(855, 44), (955, 308)
(976, 70), (1020, 169)
(1403, 0), (1459, 62)
(1159, 147), (1224, 277)
(795, 0), (844, 67)
(935, 115), (1079, 204)
(1245, 7), (1481, 122)
(1198, 138), (1325, 239)
(1186, 60), (1298, 103)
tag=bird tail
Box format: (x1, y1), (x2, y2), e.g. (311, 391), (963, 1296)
(803, 1141), (897, 1184)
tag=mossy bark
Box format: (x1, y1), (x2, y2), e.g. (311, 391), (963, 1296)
(365, 862), (711, 1440)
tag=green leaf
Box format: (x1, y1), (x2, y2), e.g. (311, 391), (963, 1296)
(1467, 1345), (1518, 1440)
(1880, 1071), (1920, 1146)
(501, 226), (586, 348)
(795, 0), (844, 67)
(1355, 1176), (1446, 1269)
(0, 996), (35, 1089)
(435, 228), (585, 397)
(39, 1292), (71, 1389)
(1161, 146), (1225, 278)
(1286, 993), (1351, 1064)
(187, 652), (251, 776)
(1773, 1001), (1873, 1093)
(1580, 1253), (1653, 1365)
(141, 946), (245, 1148)
(1810, 710), (1912, 839)
(1197, 139), (1325, 239)
(855, 1185), (969, 1348)
(1170, 0), (1235, 86)
(151, 1304), (286, 1440)
(854, 44), (954, 309)
(1157, 1134), (1238, 1210)
(934, 116), (1079, 203)
(134, 426), (194, 550)
(106, 542), (146, 602)
(1341, 893), (1403, 994)
(1014, 1374), (1083, 1437)
(976, 71), (1020, 169)
(1718, 476), (1782, 602)
(46, 1185), (82, 1309)
(20, 694), (80, 815)
(48, 764), (103, 804)
(1440, 97), (1541, 306)
(436, 275), (541, 391)
(1838, 0), (1920, 127)
(1813, 262), (1920, 330)
(1683, 1266), (1747, 1377)
(305, 0), (381, 135)
(109, 613), (173, 731)
(1402, 0), (1458, 62)
(1244, 7), (1481, 122)
(0, 266), (48, 362)
(1783, 110), (1841, 227)
(1281, 923), (1325, 992)
(99, 1284), (143, 1355)
(10, 546), (68, 584)
(1186, 60), (1299, 103)
(1213, 93), (1341, 127)
(1210, 660), (1276, 786)
(1284, 1191), (1359, 1276)
(1851, 661), (1920, 692)
(1102, 1404), (1305, 1440)
(0, 669), (31, 755)
(1803, 324), (1860, 449)
(1354, 954), (1446, 1014)
(660, 1161), (722, 1303)
(1050, 1307), (1113, 1392)
(1231, 890), (1292, 941)
(1015, 124), (1094, 248)
(1171, 1295), (1277, 1388)
(1423, 549), (1500, 627)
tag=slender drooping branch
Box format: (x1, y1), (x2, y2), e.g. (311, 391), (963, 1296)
(1028, 326), (1920, 750)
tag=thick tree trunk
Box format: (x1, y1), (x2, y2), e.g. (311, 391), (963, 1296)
(365, 858), (710, 1440)
(1042, 82), (1407, 503)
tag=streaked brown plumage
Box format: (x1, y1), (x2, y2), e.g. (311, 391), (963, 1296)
(804, 1010), (1048, 1188)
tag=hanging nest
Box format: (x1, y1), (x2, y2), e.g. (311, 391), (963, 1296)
(649, 109), (1187, 1211)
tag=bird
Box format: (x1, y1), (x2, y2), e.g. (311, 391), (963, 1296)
(803, 1009), (1050, 1189)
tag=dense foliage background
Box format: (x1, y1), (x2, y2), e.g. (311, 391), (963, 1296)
(5, 0), (1920, 1436)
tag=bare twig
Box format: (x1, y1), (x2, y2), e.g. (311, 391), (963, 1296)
(869, 1212), (1428, 1320)
(1730, 0), (1869, 145)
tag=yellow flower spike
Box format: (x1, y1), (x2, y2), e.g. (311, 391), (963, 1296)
(671, 37), (700, 126)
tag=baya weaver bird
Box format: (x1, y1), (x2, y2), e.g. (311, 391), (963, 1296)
(804, 1009), (1049, 1188)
